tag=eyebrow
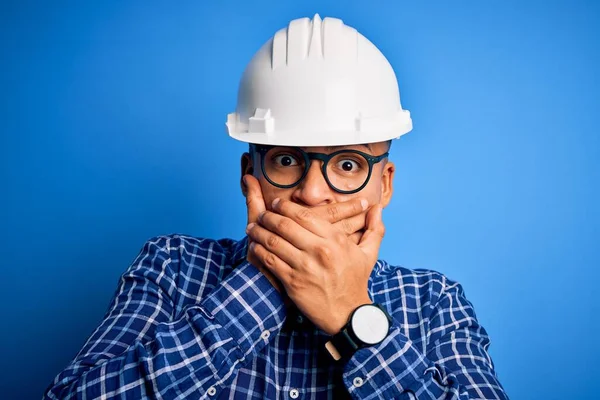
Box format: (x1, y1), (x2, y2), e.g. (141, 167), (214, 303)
(323, 143), (373, 153)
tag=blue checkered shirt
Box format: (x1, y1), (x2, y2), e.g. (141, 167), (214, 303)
(44, 235), (507, 399)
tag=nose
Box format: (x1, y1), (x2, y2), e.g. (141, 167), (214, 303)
(291, 161), (334, 206)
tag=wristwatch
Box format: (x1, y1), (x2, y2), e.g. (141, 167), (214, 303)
(325, 303), (392, 362)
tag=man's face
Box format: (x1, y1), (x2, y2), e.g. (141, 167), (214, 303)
(241, 141), (395, 212)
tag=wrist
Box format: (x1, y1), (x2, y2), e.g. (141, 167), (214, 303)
(325, 303), (392, 362)
(329, 296), (373, 335)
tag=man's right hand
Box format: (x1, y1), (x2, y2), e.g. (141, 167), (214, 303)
(243, 174), (370, 292)
(244, 174), (285, 293)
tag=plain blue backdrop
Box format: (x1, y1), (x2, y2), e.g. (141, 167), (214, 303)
(1, 1), (599, 399)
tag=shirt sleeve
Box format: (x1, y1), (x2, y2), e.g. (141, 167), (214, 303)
(341, 279), (508, 400)
(43, 237), (286, 400)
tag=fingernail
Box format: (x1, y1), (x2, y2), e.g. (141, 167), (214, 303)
(246, 223), (255, 233)
(258, 211), (266, 221)
(360, 199), (368, 210)
(249, 242), (256, 251)
(272, 198), (281, 208)
(243, 175), (248, 185)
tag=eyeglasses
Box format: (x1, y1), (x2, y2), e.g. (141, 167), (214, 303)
(251, 144), (389, 194)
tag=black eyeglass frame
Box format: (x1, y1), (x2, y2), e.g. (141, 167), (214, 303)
(250, 144), (389, 194)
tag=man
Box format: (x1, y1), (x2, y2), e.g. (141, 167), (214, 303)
(45, 15), (508, 399)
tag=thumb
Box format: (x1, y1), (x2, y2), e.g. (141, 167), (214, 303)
(244, 174), (266, 224)
(358, 205), (385, 261)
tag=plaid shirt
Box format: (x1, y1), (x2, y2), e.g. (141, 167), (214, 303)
(44, 235), (507, 399)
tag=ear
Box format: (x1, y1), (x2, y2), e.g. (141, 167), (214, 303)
(240, 152), (254, 197)
(380, 160), (395, 208)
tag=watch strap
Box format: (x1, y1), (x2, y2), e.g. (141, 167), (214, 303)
(326, 327), (360, 362)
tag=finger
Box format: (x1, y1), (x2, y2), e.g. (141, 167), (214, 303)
(244, 175), (266, 224)
(312, 197), (369, 224)
(247, 222), (304, 266)
(257, 211), (318, 251)
(250, 242), (293, 282)
(349, 231), (363, 245)
(358, 205), (385, 261)
(332, 211), (368, 235)
(271, 198), (333, 238)
(248, 245), (284, 293)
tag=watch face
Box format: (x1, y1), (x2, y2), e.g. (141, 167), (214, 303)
(351, 305), (389, 345)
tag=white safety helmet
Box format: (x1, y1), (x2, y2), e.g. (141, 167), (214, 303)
(226, 14), (412, 147)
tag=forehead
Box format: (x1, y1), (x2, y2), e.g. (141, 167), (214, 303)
(283, 143), (380, 154)
(251, 141), (390, 156)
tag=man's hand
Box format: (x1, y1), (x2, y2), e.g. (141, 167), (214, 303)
(244, 175), (284, 292)
(243, 175), (370, 293)
(246, 197), (385, 335)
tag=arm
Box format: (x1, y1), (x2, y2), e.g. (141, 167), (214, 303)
(43, 236), (286, 400)
(246, 198), (507, 399)
(342, 278), (508, 400)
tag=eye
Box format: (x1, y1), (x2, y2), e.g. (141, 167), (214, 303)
(336, 159), (360, 172)
(273, 154), (299, 167)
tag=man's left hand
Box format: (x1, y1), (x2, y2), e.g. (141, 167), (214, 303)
(246, 198), (385, 335)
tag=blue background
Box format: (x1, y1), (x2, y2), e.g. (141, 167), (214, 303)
(1, 1), (598, 399)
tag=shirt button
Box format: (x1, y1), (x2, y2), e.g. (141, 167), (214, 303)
(296, 314), (304, 324)
(289, 388), (299, 398)
(261, 330), (270, 340)
(207, 386), (217, 396)
(353, 377), (364, 387)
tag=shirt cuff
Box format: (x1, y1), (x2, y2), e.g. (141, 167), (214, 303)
(342, 324), (432, 397)
(199, 261), (287, 357)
